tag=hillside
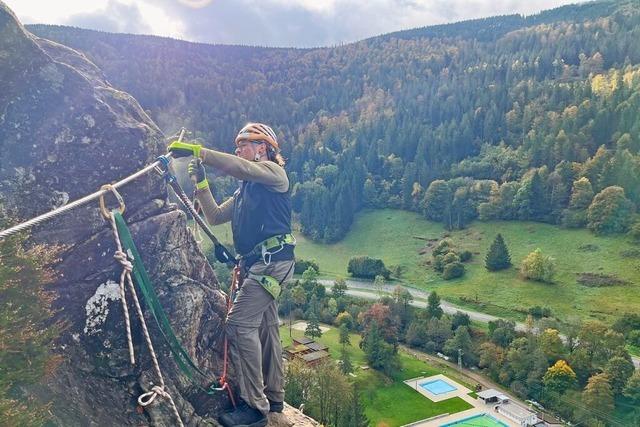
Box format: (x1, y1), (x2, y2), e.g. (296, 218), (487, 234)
(294, 209), (640, 324)
(27, 0), (640, 244)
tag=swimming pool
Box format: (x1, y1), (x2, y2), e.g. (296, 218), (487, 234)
(440, 413), (509, 427)
(419, 379), (457, 395)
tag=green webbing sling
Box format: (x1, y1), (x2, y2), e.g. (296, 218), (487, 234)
(113, 211), (218, 394)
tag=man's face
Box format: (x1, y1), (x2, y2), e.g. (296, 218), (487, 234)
(235, 140), (264, 161)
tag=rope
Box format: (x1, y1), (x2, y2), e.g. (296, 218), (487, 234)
(0, 156), (171, 240)
(107, 210), (184, 427)
(110, 215), (136, 365)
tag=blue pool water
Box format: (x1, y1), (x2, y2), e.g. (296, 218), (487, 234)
(440, 413), (508, 426)
(419, 379), (457, 395)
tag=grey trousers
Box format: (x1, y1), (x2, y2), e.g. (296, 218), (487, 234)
(226, 259), (294, 415)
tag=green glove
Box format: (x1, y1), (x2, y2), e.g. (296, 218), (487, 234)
(188, 159), (208, 190)
(167, 140), (202, 158)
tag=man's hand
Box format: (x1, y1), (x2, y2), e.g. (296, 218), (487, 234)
(188, 159), (208, 189)
(167, 141), (202, 158)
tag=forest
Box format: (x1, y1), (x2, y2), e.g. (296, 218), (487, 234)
(28, 0), (640, 242)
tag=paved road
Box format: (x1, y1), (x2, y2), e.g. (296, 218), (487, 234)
(318, 278), (640, 369)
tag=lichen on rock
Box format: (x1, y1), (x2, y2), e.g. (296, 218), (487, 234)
(84, 280), (121, 335)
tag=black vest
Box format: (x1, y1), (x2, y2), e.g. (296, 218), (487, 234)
(232, 180), (292, 257)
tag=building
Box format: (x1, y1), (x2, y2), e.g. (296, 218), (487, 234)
(477, 389), (539, 426)
(497, 402), (539, 426)
(284, 336), (330, 367)
(477, 389), (510, 404)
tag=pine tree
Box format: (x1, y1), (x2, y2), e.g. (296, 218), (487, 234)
(426, 292), (443, 319)
(341, 386), (369, 427)
(339, 323), (351, 348)
(485, 233), (512, 271)
(339, 347), (353, 374)
(0, 234), (60, 426)
(305, 312), (323, 339)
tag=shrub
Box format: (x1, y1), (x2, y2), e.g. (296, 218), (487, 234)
(433, 254), (445, 272)
(520, 248), (555, 283)
(628, 330), (640, 346)
(628, 221), (640, 243)
(424, 341), (437, 354)
(459, 250), (473, 262)
(443, 261), (465, 280)
(442, 252), (460, 265)
(347, 256), (390, 279)
(294, 258), (319, 274)
(620, 249), (640, 258)
(433, 239), (452, 256)
(528, 306), (552, 318)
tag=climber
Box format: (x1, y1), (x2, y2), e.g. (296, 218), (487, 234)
(168, 123), (295, 427)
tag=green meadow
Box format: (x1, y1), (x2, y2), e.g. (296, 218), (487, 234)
(294, 209), (640, 324)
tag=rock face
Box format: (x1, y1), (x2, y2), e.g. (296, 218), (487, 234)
(0, 2), (230, 425)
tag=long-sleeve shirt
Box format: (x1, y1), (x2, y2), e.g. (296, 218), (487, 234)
(194, 147), (289, 226)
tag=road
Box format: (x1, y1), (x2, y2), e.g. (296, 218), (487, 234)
(318, 278), (640, 369)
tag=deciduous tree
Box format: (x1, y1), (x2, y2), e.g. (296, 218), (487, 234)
(587, 186), (635, 234)
(543, 360), (577, 393)
(520, 248), (556, 283)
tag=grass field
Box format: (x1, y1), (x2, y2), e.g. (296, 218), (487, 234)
(294, 209), (640, 324)
(280, 323), (472, 427)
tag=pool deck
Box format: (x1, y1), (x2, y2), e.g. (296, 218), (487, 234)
(402, 375), (520, 427)
(404, 374), (471, 403)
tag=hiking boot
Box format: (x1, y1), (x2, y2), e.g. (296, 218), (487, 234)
(268, 399), (284, 413)
(219, 402), (267, 427)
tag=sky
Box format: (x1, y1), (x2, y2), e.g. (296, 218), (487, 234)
(5, 0), (588, 48)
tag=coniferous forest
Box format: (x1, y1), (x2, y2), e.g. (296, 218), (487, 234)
(28, 0), (640, 242)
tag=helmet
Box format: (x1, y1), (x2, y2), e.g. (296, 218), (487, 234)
(235, 123), (279, 150)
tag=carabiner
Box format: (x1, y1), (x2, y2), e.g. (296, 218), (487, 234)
(99, 184), (125, 220)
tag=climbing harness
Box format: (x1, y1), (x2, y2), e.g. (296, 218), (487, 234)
(256, 233), (296, 266)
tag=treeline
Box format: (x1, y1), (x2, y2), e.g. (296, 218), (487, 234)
(28, 0), (640, 241)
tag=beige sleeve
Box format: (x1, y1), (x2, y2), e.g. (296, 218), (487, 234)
(195, 187), (234, 226)
(200, 148), (289, 193)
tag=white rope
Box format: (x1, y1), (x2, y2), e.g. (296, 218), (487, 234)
(0, 156), (170, 240)
(107, 211), (185, 427)
(109, 214), (136, 365)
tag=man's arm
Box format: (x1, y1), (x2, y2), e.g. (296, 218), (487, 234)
(196, 187), (234, 226)
(200, 148), (289, 193)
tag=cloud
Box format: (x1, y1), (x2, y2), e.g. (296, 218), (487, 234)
(158, 0), (584, 47)
(177, 0), (214, 7)
(6, 0), (587, 48)
(62, 0), (186, 39)
(65, 0), (151, 34)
